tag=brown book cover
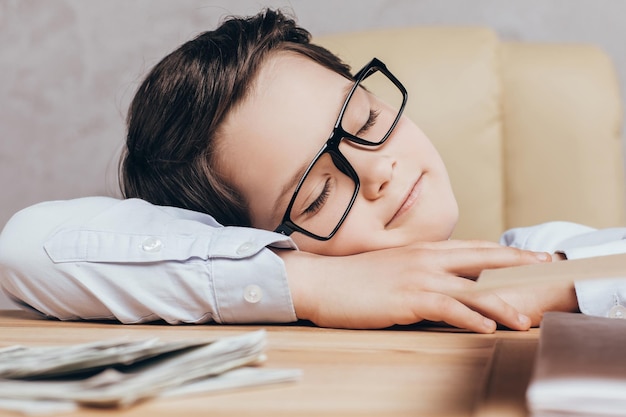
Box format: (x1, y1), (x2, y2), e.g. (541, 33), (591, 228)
(526, 312), (626, 417)
(478, 253), (626, 290)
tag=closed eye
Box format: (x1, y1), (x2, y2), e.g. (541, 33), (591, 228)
(302, 178), (331, 216)
(356, 109), (380, 137)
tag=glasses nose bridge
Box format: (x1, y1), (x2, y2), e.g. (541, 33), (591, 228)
(330, 127), (388, 180)
(326, 125), (347, 150)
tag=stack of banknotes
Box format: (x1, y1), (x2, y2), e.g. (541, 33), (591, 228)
(0, 330), (300, 414)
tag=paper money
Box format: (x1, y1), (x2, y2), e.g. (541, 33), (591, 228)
(0, 330), (301, 414)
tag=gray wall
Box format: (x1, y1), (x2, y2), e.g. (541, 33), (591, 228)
(1, 0), (625, 309)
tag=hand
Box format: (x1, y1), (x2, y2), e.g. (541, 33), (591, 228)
(484, 276), (579, 327)
(278, 240), (553, 333)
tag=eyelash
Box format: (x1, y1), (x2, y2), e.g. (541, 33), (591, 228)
(357, 109), (380, 136)
(303, 178), (331, 215)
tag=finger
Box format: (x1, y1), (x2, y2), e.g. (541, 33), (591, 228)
(429, 247), (551, 278)
(415, 276), (529, 331)
(456, 290), (531, 331)
(411, 292), (498, 334)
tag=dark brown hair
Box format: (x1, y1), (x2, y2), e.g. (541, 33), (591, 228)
(120, 9), (352, 226)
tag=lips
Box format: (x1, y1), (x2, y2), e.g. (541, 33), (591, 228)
(386, 174), (423, 228)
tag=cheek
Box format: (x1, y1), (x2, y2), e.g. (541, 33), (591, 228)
(393, 118), (436, 157)
(294, 211), (386, 255)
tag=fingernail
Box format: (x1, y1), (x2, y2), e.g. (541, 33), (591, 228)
(535, 252), (551, 262)
(483, 318), (496, 332)
(518, 314), (530, 327)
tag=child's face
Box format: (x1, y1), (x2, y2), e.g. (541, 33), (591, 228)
(218, 52), (458, 255)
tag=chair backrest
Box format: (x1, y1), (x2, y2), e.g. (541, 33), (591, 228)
(315, 27), (625, 240)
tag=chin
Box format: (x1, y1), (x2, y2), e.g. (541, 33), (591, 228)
(445, 208), (460, 239)
(442, 197), (460, 239)
(413, 214), (459, 243)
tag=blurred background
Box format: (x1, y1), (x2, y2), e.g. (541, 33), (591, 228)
(1, 0), (626, 308)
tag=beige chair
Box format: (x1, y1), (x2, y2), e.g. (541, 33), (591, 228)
(316, 27), (625, 241)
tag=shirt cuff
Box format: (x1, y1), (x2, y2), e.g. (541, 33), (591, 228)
(209, 227), (297, 324)
(575, 277), (626, 318)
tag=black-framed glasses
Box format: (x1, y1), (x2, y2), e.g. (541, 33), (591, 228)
(274, 58), (408, 240)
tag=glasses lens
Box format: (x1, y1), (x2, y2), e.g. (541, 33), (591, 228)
(343, 69), (404, 144)
(289, 152), (357, 238)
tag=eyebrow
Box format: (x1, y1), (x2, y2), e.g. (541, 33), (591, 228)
(270, 82), (356, 225)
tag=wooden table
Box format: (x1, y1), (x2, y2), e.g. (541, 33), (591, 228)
(0, 310), (538, 417)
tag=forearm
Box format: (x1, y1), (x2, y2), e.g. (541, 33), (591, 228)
(0, 198), (298, 324)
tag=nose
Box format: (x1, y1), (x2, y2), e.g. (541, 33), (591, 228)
(340, 143), (395, 200)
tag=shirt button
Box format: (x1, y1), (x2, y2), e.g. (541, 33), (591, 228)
(609, 305), (626, 319)
(243, 284), (263, 304)
(141, 237), (163, 253)
(236, 242), (255, 256)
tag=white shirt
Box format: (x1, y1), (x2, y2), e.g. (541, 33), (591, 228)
(1, 198), (625, 324)
(0, 197), (297, 324)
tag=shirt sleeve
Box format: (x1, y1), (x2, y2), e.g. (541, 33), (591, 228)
(499, 221), (626, 259)
(0, 197), (298, 324)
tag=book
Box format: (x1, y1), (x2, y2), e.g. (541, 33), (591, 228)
(527, 312), (626, 417)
